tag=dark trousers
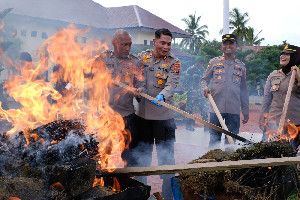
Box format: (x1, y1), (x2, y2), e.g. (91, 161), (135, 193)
(135, 116), (176, 200)
(209, 112), (240, 149)
(121, 113), (139, 167)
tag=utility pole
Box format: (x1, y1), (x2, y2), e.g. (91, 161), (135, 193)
(223, 0), (229, 35)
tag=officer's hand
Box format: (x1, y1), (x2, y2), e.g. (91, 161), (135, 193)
(242, 114), (249, 124)
(151, 94), (164, 107)
(258, 116), (266, 131)
(291, 66), (300, 83)
(203, 87), (211, 98)
(134, 88), (143, 98)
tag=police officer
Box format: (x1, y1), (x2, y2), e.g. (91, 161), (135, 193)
(136, 28), (180, 200)
(201, 34), (249, 149)
(259, 44), (300, 146)
(184, 61), (208, 131)
(92, 29), (145, 167)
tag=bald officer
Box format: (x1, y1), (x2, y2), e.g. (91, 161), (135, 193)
(201, 34), (249, 149)
(92, 29), (145, 167)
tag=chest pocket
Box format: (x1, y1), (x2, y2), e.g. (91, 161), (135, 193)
(213, 66), (226, 83)
(153, 67), (169, 88)
(120, 69), (134, 85)
(233, 67), (242, 85)
(270, 78), (281, 92)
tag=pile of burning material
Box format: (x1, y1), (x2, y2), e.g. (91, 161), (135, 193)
(177, 140), (300, 200)
(0, 119), (99, 199)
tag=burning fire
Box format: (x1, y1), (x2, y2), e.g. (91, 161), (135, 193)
(0, 24), (128, 170)
(262, 114), (300, 142)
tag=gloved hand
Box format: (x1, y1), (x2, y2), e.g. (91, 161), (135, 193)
(151, 94), (164, 107)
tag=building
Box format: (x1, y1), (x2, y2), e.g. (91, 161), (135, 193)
(0, 0), (191, 55)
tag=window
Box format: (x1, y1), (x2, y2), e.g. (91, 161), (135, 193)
(150, 41), (153, 46)
(31, 31), (37, 37)
(144, 40), (147, 45)
(21, 30), (27, 37)
(41, 32), (48, 39)
(82, 37), (87, 43)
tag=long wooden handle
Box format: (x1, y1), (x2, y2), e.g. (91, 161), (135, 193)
(99, 156), (300, 177)
(112, 80), (253, 144)
(208, 94), (234, 144)
(277, 70), (296, 134)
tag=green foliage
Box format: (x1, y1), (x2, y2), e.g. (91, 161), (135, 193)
(243, 44), (284, 93)
(180, 12), (209, 54)
(173, 92), (187, 109)
(198, 39), (222, 66)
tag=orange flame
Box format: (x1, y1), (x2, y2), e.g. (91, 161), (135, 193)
(0, 24), (128, 170)
(93, 177), (105, 187)
(49, 182), (65, 191)
(112, 177), (121, 192)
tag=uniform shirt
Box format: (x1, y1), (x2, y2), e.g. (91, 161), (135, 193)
(260, 69), (300, 125)
(93, 50), (145, 117)
(136, 49), (181, 120)
(201, 56), (249, 116)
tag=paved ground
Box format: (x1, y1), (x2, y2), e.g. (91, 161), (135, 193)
(146, 104), (264, 196)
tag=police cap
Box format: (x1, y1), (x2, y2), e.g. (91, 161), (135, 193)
(222, 34), (237, 43)
(281, 44), (300, 54)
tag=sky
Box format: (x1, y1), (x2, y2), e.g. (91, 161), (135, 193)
(93, 0), (300, 46)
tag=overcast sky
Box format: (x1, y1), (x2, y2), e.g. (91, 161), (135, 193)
(93, 0), (300, 46)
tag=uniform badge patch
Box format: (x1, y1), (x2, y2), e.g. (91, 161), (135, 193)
(174, 62), (181, 73)
(142, 59), (150, 63)
(157, 79), (164, 85)
(162, 64), (169, 67)
(217, 76), (222, 80)
(217, 62), (223, 66)
(272, 85), (277, 90)
(235, 64), (241, 68)
(156, 73), (161, 77)
(236, 77), (240, 81)
(235, 71), (241, 75)
(217, 69), (223, 73)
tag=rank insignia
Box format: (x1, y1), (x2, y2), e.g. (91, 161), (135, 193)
(174, 62), (181, 73)
(217, 69), (223, 73)
(157, 79), (164, 85)
(217, 76), (222, 80)
(217, 62), (223, 66)
(143, 55), (150, 59)
(162, 64), (169, 67)
(206, 64), (211, 70)
(142, 59), (150, 63)
(156, 73), (161, 77)
(235, 65), (241, 68)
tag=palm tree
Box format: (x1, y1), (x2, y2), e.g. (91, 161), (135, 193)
(244, 27), (265, 46)
(180, 12), (209, 54)
(229, 8), (250, 42)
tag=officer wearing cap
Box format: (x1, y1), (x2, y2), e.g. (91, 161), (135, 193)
(201, 34), (249, 149)
(92, 29), (145, 167)
(259, 44), (300, 145)
(135, 28), (180, 200)
(184, 61), (208, 131)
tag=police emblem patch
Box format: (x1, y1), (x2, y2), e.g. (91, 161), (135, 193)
(174, 62), (181, 73)
(157, 79), (164, 85)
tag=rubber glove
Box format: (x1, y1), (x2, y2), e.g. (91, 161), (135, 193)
(151, 94), (164, 107)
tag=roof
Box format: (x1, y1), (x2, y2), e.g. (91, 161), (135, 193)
(0, 0), (109, 28)
(106, 5), (191, 38)
(0, 0), (190, 38)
